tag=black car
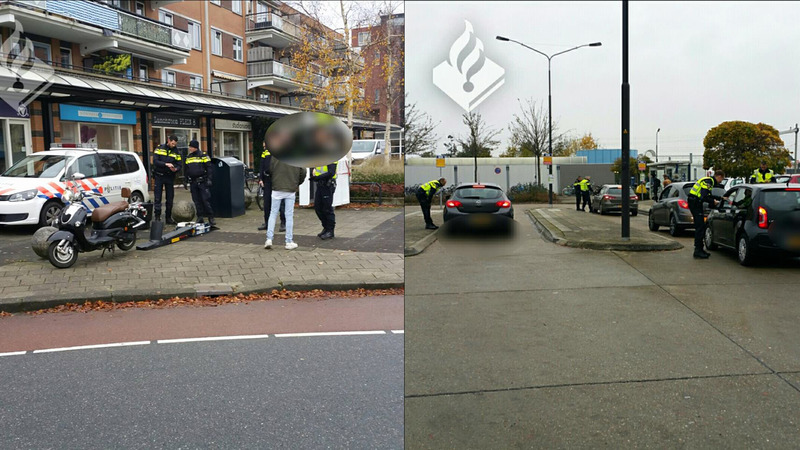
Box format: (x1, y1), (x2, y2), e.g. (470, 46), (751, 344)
(443, 183), (514, 222)
(704, 183), (800, 265)
(648, 181), (713, 236)
(589, 184), (638, 215)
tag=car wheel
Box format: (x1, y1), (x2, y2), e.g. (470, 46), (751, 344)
(599, 205), (606, 215)
(631, 209), (638, 217)
(648, 211), (660, 231)
(737, 233), (757, 266)
(669, 214), (681, 237)
(704, 227), (718, 251)
(128, 191), (145, 204)
(39, 201), (64, 228)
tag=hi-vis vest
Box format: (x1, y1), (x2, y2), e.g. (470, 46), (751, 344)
(313, 162), (338, 180)
(752, 168), (774, 183)
(573, 179), (582, 188)
(261, 149), (271, 158)
(186, 155), (210, 165)
(689, 177), (714, 198)
(421, 180), (441, 195)
(154, 146), (182, 161)
(579, 179), (591, 191)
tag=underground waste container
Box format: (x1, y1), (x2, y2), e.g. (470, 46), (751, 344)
(210, 157), (245, 218)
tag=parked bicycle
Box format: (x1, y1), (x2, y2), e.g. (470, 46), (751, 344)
(243, 165), (258, 193)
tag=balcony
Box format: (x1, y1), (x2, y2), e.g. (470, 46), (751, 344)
(245, 12), (301, 49)
(0, 0), (190, 67)
(247, 46), (274, 62)
(247, 60), (326, 92)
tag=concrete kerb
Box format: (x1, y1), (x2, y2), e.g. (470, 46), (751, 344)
(0, 282), (405, 314)
(405, 230), (439, 257)
(527, 209), (683, 252)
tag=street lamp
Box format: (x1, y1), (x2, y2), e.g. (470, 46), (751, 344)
(656, 128), (660, 163)
(496, 36), (601, 205)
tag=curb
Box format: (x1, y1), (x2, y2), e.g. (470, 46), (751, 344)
(527, 209), (683, 252)
(0, 281), (405, 314)
(404, 230), (438, 257)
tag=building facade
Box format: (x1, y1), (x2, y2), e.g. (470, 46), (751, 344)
(0, 0), (391, 178)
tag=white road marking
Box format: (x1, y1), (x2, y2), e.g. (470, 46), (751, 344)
(0, 351), (27, 357)
(391, 330), (404, 334)
(32, 341), (151, 354)
(157, 334), (270, 344)
(275, 331), (387, 338)
(405, 211), (423, 217)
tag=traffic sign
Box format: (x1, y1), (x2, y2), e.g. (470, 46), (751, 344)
(544, 156), (552, 166)
(495, 167), (501, 174)
(638, 162), (646, 171)
(436, 158), (445, 168)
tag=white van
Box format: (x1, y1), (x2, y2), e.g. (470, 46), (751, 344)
(0, 146), (149, 227)
(350, 139), (388, 164)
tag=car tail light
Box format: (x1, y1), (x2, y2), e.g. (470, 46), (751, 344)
(446, 200), (462, 208)
(630, 195), (638, 200)
(786, 188), (800, 191)
(496, 200), (511, 208)
(758, 206), (768, 229)
(603, 195), (612, 200)
(677, 199), (689, 209)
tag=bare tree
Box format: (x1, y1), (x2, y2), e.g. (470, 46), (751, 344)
(507, 98), (565, 185)
(455, 111), (500, 181)
(404, 100), (439, 157)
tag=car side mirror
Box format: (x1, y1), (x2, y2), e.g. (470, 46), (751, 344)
(72, 172), (85, 180)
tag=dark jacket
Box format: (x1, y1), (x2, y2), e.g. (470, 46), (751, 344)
(310, 163), (337, 184)
(270, 157), (306, 192)
(185, 150), (213, 182)
(259, 149), (273, 184)
(153, 143), (182, 177)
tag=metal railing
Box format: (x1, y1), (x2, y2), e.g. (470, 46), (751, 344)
(247, 61), (327, 87)
(0, 0), (190, 51)
(350, 182), (383, 205)
(247, 46), (274, 62)
(245, 11), (301, 39)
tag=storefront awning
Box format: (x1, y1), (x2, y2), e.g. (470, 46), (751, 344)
(0, 66), (398, 130)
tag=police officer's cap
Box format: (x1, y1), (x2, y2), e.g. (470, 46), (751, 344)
(189, 140), (200, 149)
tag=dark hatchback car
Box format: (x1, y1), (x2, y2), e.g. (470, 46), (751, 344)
(443, 183), (514, 222)
(648, 181), (714, 236)
(704, 183), (800, 265)
(589, 184), (638, 215)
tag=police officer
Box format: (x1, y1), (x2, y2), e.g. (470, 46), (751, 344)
(688, 169), (725, 259)
(310, 160), (338, 240)
(750, 161), (775, 183)
(152, 134), (182, 224)
(257, 148), (286, 232)
(579, 175), (592, 211)
(416, 178), (446, 229)
(184, 140), (216, 228)
(573, 176), (583, 211)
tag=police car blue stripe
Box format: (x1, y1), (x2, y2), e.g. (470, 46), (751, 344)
(98, 196), (109, 205)
(87, 198), (99, 208)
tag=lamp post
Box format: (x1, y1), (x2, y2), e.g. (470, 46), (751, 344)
(656, 128), (660, 163)
(496, 36), (601, 205)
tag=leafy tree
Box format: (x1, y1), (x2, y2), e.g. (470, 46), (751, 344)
(454, 111), (500, 158)
(93, 53), (131, 75)
(578, 133), (599, 150)
(611, 155), (653, 178)
(403, 100), (439, 157)
(703, 121), (790, 177)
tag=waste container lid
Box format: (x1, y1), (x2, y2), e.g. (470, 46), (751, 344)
(211, 157), (244, 167)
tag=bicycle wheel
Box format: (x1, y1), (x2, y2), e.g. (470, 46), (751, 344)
(256, 185), (264, 211)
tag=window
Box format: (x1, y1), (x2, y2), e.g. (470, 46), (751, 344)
(188, 21), (202, 50)
(210, 0), (220, 5)
(233, 38), (242, 61)
(159, 10), (173, 26)
(374, 88), (380, 103)
(212, 30), (222, 56)
(120, 154), (139, 173)
(75, 155), (99, 178)
(139, 64), (148, 81)
(98, 153), (123, 177)
(232, 0), (241, 14)
(59, 47), (72, 68)
(190, 76), (203, 91)
(358, 31), (370, 47)
(162, 70), (176, 87)
(135, 2), (144, 15)
(32, 42), (51, 63)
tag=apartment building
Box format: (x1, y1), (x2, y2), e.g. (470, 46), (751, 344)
(0, 0), (389, 175)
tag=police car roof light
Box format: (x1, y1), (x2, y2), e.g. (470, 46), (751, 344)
(50, 143), (98, 150)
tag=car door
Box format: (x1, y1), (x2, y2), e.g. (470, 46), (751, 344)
(715, 187), (742, 247)
(654, 185), (672, 224)
(97, 153), (125, 204)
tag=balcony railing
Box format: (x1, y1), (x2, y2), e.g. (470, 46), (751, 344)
(247, 46), (274, 62)
(1, 0), (190, 51)
(247, 61), (326, 87)
(245, 11), (301, 39)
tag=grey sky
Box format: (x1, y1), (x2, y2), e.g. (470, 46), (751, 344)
(406, 1), (800, 159)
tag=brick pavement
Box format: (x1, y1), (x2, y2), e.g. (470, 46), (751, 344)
(0, 189), (403, 312)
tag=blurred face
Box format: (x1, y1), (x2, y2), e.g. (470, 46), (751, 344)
(760, 163), (767, 170)
(168, 139), (177, 148)
(715, 174), (724, 184)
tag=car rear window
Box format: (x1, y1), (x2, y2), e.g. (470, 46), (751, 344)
(608, 188), (635, 195)
(761, 190), (800, 212)
(455, 187), (503, 199)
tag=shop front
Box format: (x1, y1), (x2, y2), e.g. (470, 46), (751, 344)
(58, 104), (136, 152)
(0, 101), (32, 173)
(214, 119), (251, 166)
(151, 113), (201, 152)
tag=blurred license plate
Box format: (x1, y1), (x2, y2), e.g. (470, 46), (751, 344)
(787, 236), (800, 250)
(469, 215), (492, 226)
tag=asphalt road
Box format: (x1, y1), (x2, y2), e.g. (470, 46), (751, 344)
(405, 211), (800, 448)
(0, 295), (404, 449)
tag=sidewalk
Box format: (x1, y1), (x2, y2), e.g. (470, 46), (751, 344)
(0, 189), (403, 313)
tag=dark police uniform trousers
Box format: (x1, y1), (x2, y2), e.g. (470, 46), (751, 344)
(190, 179), (213, 222)
(153, 174), (175, 220)
(314, 180), (336, 232)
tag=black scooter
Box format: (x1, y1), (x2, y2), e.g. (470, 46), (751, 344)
(46, 174), (148, 269)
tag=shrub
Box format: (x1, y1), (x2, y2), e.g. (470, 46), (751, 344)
(506, 183), (550, 203)
(351, 158), (404, 185)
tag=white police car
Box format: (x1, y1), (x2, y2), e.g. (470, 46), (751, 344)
(0, 145), (149, 227)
